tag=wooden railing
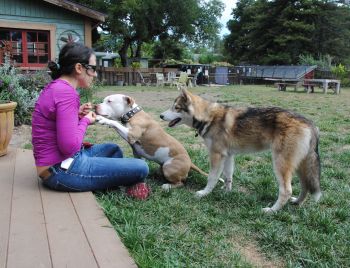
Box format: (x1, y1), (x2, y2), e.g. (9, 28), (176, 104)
(97, 67), (178, 86)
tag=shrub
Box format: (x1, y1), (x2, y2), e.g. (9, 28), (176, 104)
(114, 58), (122, 68)
(341, 77), (350, 87)
(298, 54), (333, 69)
(130, 61), (141, 69)
(331, 64), (350, 86)
(18, 70), (51, 95)
(331, 64), (347, 79)
(79, 79), (102, 103)
(199, 53), (225, 64)
(0, 57), (50, 125)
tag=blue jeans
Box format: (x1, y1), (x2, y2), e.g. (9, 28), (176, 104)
(42, 143), (149, 192)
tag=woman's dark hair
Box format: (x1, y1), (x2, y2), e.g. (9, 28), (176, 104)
(48, 42), (94, 80)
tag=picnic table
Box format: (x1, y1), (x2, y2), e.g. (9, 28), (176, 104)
(303, 79), (341, 94)
(265, 78), (341, 94)
(264, 78), (302, 91)
(275, 82), (299, 91)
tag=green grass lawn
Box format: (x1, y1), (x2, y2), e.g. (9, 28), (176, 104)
(86, 84), (350, 268)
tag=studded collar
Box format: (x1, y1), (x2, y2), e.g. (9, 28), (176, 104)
(120, 106), (143, 124)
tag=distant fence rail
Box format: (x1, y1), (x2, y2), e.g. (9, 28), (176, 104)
(97, 67), (178, 86)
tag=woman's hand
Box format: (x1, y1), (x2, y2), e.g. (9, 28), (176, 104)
(79, 102), (93, 118)
(84, 111), (96, 124)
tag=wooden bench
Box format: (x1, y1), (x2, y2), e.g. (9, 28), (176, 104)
(275, 82), (299, 91)
(0, 148), (137, 268)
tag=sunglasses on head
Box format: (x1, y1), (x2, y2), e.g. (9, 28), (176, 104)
(81, 63), (97, 72)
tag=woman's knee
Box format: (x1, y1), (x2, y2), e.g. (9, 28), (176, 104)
(135, 159), (149, 178)
(102, 143), (123, 158)
(112, 143), (123, 157)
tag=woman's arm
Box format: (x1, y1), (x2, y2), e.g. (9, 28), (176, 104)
(56, 92), (90, 157)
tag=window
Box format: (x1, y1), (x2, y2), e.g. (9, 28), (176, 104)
(0, 28), (50, 67)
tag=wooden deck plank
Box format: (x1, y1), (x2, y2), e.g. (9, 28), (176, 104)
(0, 147), (137, 268)
(6, 148), (51, 268)
(39, 185), (98, 268)
(71, 193), (137, 268)
(0, 148), (16, 268)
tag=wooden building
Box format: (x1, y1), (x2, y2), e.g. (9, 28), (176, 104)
(0, 0), (105, 70)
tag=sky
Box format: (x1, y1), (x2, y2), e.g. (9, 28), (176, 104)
(219, 0), (237, 36)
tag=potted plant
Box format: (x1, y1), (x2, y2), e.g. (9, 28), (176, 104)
(0, 102), (17, 156)
(0, 48), (17, 156)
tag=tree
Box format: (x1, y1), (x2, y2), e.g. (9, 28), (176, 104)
(152, 35), (188, 61)
(75, 0), (224, 66)
(224, 0), (350, 65)
(311, 1), (350, 64)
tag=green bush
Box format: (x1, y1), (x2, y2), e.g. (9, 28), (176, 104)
(114, 58), (121, 68)
(199, 53), (225, 64)
(341, 77), (350, 87)
(131, 61), (141, 69)
(298, 54), (333, 69)
(0, 57), (50, 125)
(79, 79), (102, 103)
(18, 70), (51, 95)
(331, 64), (347, 79)
(331, 64), (350, 86)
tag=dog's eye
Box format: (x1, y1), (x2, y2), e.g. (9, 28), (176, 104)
(175, 105), (181, 111)
(107, 99), (112, 103)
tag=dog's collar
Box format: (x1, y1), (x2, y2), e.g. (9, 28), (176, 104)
(193, 117), (209, 137)
(120, 106), (142, 124)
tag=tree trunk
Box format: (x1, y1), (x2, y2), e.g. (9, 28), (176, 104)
(135, 41), (142, 58)
(129, 43), (134, 58)
(118, 38), (131, 67)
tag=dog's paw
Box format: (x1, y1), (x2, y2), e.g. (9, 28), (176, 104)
(161, 184), (172, 192)
(262, 207), (276, 214)
(96, 115), (104, 121)
(312, 191), (322, 202)
(290, 196), (299, 204)
(220, 184), (232, 192)
(195, 190), (208, 198)
(96, 115), (109, 125)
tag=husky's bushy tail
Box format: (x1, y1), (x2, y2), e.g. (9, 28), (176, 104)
(294, 126), (321, 204)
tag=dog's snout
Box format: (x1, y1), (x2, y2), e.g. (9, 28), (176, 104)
(160, 114), (164, 119)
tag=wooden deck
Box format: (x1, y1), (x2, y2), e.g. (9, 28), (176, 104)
(0, 147), (137, 268)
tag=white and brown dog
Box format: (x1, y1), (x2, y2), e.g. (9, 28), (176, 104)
(95, 94), (213, 190)
(160, 89), (321, 212)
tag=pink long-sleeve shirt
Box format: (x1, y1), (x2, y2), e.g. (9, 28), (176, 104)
(32, 79), (91, 166)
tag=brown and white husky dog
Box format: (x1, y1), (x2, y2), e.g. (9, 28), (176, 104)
(160, 88), (321, 212)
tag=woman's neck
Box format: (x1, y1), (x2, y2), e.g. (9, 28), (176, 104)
(59, 75), (78, 89)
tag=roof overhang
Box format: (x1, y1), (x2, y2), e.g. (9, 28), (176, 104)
(42, 0), (106, 23)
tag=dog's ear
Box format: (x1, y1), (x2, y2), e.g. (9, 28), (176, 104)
(181, 87), (191, 103)
(124, 96), (135, 107)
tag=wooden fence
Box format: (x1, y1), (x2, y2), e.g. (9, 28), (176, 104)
(97, 67), (178, 86)
(96, 67), (234, 86)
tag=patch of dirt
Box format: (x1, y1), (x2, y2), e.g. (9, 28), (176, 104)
(10, 124), (32, 149)
(231, 237), (284, 268)
(337, 144), (350, 153)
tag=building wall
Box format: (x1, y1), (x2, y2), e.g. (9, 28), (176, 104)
(0, 0), (89, 60)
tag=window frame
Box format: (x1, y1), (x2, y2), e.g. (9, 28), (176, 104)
(0, 28), (51, 68)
